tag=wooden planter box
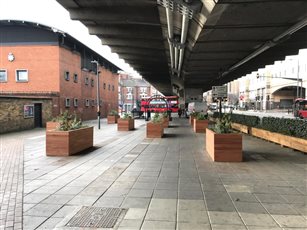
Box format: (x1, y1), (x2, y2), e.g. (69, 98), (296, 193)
(193, 119), (209, 133)
(231, 122), (250, 134)
(107, 115), (119, 124)
(250, 127), (307, 153)
(162, 117), (169, 128)
(189, 115), (195, 125)
(46, 126), (94, 156)
(206, 128), (242, 162)
(147, 122), (163, 138)
(117, 118), (135, 131)
(46, 121), (59, 131)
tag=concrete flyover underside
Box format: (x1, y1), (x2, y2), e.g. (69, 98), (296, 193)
(56, 0), (307, 95)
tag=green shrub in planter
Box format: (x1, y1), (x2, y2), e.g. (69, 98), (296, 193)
(57, 111), (84, 131)
(213, 114), (232, 134)
(121, 113), (132, 119)
(212, 112), (220, 119)
(152, 113), (162, 124)
(196, 113), (208, 120)
(230, 114), (260, 127)
(190, 111), (199, 117)
(260, 117), (307, 139)
(109, 110), (118, 116)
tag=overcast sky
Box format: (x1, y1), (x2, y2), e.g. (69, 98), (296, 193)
(0, 0), (141, 77)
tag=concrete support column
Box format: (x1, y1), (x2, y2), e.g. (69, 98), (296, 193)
(184, 88), (204, 105)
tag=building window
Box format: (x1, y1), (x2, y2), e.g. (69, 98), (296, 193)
(73, 74), (78, 83)
(91, 99), (95, 107)
(16, 70), (28, 82)
(85, 77), (89, 85)
(112, 85), (114, 91)
(85, 99), (90, 107)
(64, 71), (70, 81)
(65, 98), (70, 107)
(0, 69), (7, 82)
(74, 98), (78, 107)
(91, 79), (94, 87)
(108, 84), (110, 91)
(140, 87), (147, 93)
(127, 87), (132, 93)
(127, 94), (132, 99)
(103, 83), (106, 89)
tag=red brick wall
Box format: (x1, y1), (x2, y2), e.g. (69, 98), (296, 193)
(0, 45), (60, 92)
(59, 47), (83, 117)
(59, 47), (118, 120)
(1, 45), (119, 121)
(100, 67), (118, 117)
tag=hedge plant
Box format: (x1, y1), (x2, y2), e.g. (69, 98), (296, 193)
(260, 117), (307, 139)
(230, 114), (260, 127)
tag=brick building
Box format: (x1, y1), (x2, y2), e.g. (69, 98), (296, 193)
(118, 73), (163, 113)
(0, 20), (120, 133)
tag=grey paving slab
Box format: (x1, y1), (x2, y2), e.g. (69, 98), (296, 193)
(272, 214), (307, 228)
(240, 213), (279, 227)
(177, 222), (211, 230)
(24, 203), (62, 217)
(178, 209), (210, 224)
(1, 117), (306, 230)
(93, 197), (124, 208)
(208, 211), (244, 225)
(211, 224), (247, 230)
(124, 208), (147, 220)
(121, 197), (151, 209)
(118, 219), (143, 229)
(142, 220), (176, 230)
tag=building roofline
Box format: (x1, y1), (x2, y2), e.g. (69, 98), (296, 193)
(0, 19), (121, 72)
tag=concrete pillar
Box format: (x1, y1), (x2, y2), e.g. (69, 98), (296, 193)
(184, 88), (204, 105)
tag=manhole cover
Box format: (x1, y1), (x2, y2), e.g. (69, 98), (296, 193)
(66, 207), (126, 228)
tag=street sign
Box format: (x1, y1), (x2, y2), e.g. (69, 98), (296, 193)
(212, 85), (227, 98)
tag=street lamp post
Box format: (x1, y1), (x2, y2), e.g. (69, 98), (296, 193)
(91, 60), (101, 129)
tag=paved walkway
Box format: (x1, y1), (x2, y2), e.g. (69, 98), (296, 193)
(1, 130), (38, 230)
(1, 118), (306, 230)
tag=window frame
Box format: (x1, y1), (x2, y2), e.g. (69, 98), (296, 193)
(64, 71), (70, 81)
(0, 69), (7, 82)
(91, 79), (94, 87)
(85, 99), (90, 107)
(85, 77), (89, 85)
(16, 69), (29, 82)
(65, 98), (70, 107)
(73, 98), (78, 107)
(73, 73), (78, 83)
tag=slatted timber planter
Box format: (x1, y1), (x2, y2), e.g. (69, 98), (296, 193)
(162, 117), (169, 128)
(206, 128), (242, 162)
(46, 121), (60, 131)
(189, 115), (196, 125)
(107, 115), (119, 124)
(231, 122), (250, 134)
(250, 127), (307, 153)
(117, 118), (135, 131)
(193, 119), (209, 133)
(146, 122), (163, 138)
(46, 126), (93, 156)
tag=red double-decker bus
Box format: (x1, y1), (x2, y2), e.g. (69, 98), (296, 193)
(141, 95), (179, 113)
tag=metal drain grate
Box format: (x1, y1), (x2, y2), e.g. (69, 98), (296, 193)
(66, 207), (125, 228)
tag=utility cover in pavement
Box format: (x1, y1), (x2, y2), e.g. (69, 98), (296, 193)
(65, 207), (126, 228)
